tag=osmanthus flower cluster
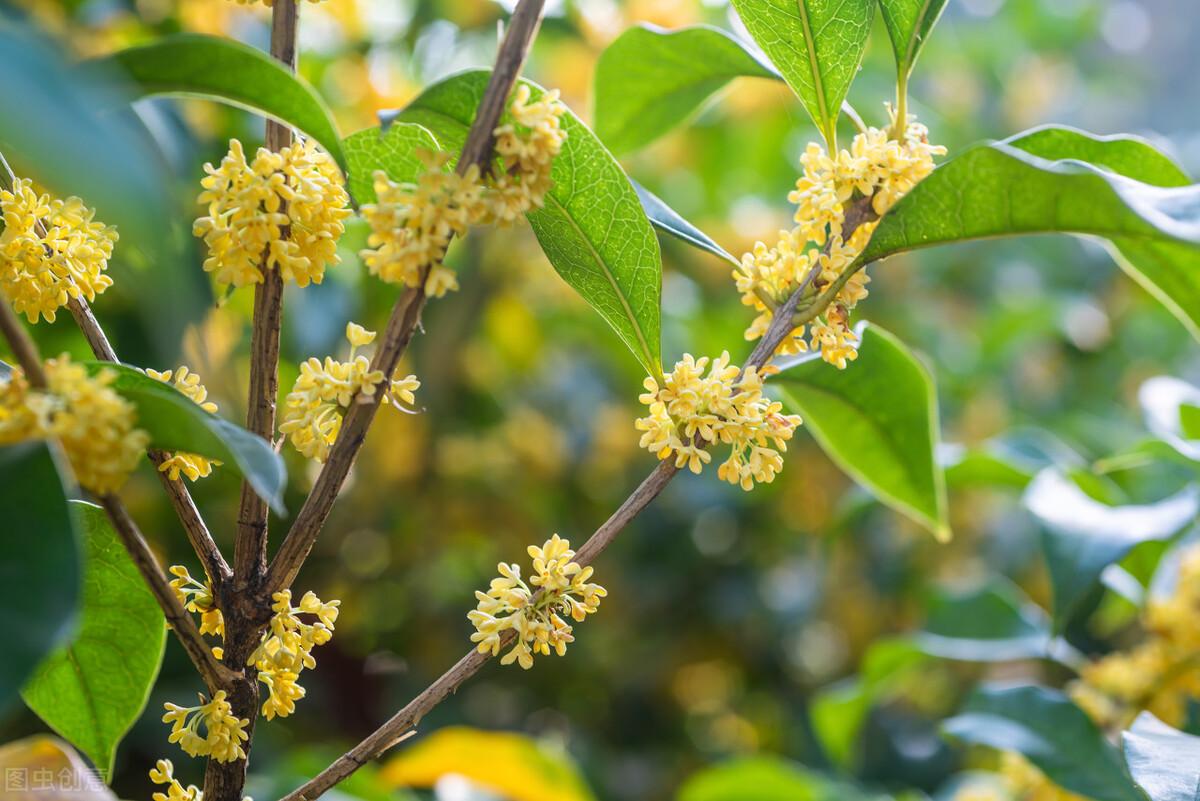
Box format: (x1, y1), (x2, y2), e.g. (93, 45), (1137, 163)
(279, 322), (421, 462)
(194, 138), (351, 288)
(635, 353), (802, 490)
(0, 355), (147, 494)
(0, 177), (116, 323)
(148, 367), (223, 482)
(162, 690), (249, 763)
(149, 760), (203, 801)
(169, 565), (225, 638)
(359, 85), (566, 298)
(469, 534), (605, 669)
(733, 112), (946, 368)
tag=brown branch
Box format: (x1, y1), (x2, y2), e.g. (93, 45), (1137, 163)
(264, 0), (547, 599)
(0, 297), (48, 388)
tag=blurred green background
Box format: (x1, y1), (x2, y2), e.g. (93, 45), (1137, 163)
(1, 0), (1198, 799)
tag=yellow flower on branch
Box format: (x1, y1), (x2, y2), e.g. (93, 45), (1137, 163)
(168, 565), (224, 638)
(148, 366), (223, 481)
(0, 177), (116, 323)
(484, 84), (568, 225)
(469, 534), (605, 669)
(162, 690), (249, 763)
(248, 588), (340, 719)
(149, 759), (202, 801)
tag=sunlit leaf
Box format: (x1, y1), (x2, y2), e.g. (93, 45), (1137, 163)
(632, 179), (737, 264)
(878, 0), (950, 82)
(679, 755), (880, 801)
(1122, 713), (1200, 801)
(775, 322), (948, 539)
(592, 24), (777, 154)
(343, 122), (441, 205)
(22, 502), (165, 775)
(1140, 376), (1200, 463)
(0, 442), (80, 715)
(728, 0), (874, 148)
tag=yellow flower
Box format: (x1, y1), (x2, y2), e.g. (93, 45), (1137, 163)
(359, 151), (485, 298)
(280, 323), (419, 462)
(469, 534), (605, 669)
(147, 367), (223, 481)
(162, 691), (249, 763)
(0, 177), (117, 323)
(194, 138), (350, 288)
(258, 665), (306, 720)
(247, 588), (339, 719)
(149, 759), (202, 801)
(483, 84), (568, 225)
(168, 565), (224, 638)
(635, 353), (802, 490)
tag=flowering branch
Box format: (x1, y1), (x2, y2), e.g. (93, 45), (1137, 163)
(264, 0), (547, 599)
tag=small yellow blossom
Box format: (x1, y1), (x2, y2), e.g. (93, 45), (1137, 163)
(149, 760), (202, 801)
(280, 323), (419, 462)
(162, 691), (249, 763)
(194, 138), (350, 288)
(469, 534), (605, 669)
(635, 353), (802, 490)
(0, 177), (117, 323)
(248, 588), (339, 719)
(484, 84), (568, 225)
(148, 367), (223, 481)
(0, 355), (148, 494)
(168, 565), (224, 638)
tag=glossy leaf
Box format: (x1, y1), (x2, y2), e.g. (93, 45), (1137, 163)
(392, 70), (662, 376)
(22, 502), (166, 776)
(1122, 713), (1200, 801)
(632, 179), (737, 264)
(864, 126), (1200, 340)
(728, 0), (874, 147)
(380, 727), (595, 801)
(84, 362), (287, 513)
(1024, 469), (1198, 628)
(943, 684), (1145, 801)
(343, 121), (441, 205)
(775, 322), (948, 539)
(89, 34), (347, 172)
(0, 442), (80, 715)
(592, 24), (777, 154)
(878, 0), (950, 81)
(917, 578), (1054, 661)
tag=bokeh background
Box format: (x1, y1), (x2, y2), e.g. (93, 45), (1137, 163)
(2, 0), (1199, 799)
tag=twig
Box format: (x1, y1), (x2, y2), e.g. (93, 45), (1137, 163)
(0, 298), (48, 388)
(264, 0), (547, 599)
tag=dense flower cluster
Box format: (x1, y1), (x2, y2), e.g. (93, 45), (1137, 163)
(148, 367), (222, 481)
(194, 138), (350, 288)
(162, 691), (249, 763)
(469, 534), (605, 669)
(280, 322), (421, 462)
(0, 177), (116, 323)
(733, 113), (945, 367)
(358, 85), (566, 297)
(1070, 545), (1200, 729)
(248, 589), (340, 720)
(635, 353), (801, 490)
(0, 355), (147, 494)
(168, 565), (224, 639)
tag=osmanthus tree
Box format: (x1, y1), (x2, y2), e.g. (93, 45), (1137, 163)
(0, 1), (1198, 801)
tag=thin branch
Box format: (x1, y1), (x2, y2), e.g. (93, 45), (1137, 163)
(0, 298), (48, 388)
(264, 0), (547, 599)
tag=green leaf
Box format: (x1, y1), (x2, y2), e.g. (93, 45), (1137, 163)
(943, 684), (1146, 801)
(632, 180), (737, 265)
(1024, 469), (1198, 629)
(1140, 376), (1200, 463)
(0, 442), (80, 715)
(728, 0), (874, 148)
(343, 122), (442, 205)
(84, 362), (287, 514)
(1122, 713), (1200, 801)
(22, 502), (166, 776)
(392, 70), (663, 377)
(775, 322), (948, 539)
(917, 578), (1055, 661)
(88, 33), (347, 172)
(941, 444), (1036, 490)
(863, 126), (1200, 339)
(878, 0), (949, 82)
(679, 756), (882, 801)
(592, 24), (777, 154)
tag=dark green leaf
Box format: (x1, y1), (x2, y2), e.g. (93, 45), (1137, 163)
(917, 578), (1054, 661)
(878, 0), (949, 82)
(775, 322), (948, 539)
(88, 34), (347, 172)
(864, 126), (1200, 339)
(0, 442), (80, 715)
(1122, 713), (1200, 801)
(343, 122), (441, 205)
(392, 71), (663, 377)
(592, 24), (777, 154)
(632, 180), (737, 264)
(941, 444), (1036, 490)
(1024, 469), (1198, 629)
(22, 502), (166, 775)
(943, 684), (1145, 801)
(84, 362), (287, 513)
(728, 0), (874, 147)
